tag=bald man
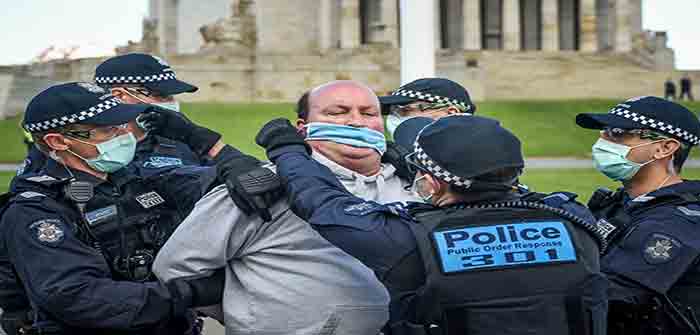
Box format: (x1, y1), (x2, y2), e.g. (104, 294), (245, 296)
(152, 82), (396, 334)
(294, 80), (418, 203)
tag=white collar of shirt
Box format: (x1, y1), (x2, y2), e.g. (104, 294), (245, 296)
(311, 151), (396, 183)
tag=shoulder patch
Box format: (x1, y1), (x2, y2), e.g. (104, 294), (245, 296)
(643, 233), (682, 264)
(29, 219), (65, 246)
(19, 191), (46, 199)
(344, 202), (383, 216)
(16, 158), (29, 176)
(142, 156), (183, 169)
(26, 175), (57, 183)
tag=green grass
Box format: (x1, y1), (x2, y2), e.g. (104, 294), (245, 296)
(1, 100), (698, 163)
(0, 171), (15, 193)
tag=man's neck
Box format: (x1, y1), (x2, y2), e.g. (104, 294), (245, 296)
(55, 153), (108, 180)
(624, 165), (682, 198)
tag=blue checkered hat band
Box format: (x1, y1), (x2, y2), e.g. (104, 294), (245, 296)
(95, 72), (177, 85)
(24, 98), (122, 132)
(392, 89), (472, 113)
(608, 106), (700, 145)
(413, 142), (472, 188)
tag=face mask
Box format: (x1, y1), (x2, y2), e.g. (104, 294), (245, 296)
(410, 174), (434, 202)
(386, 112), (414, 136)
(591, 138), (658, 181)
(69, 133), (137, 173)
(304, 122), (387, 155)
(153, 101), (180, 113)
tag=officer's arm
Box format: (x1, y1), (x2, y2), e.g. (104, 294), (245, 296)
(4, 204), (187, 330)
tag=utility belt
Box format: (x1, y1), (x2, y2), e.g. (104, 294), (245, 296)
(609, 296), (700, 335)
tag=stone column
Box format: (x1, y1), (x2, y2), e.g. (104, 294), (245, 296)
(434, 0), (441, 46)
(340, 0), (361, 48)
(614, 0), (632, 52)
(541, 0), (559, 51)
(319, 0), (334, 49)
(580, 0), (598, 52)
(463, 0), (481, 50)
(381, 0), (399, 47)
(502, 0), (521, 51)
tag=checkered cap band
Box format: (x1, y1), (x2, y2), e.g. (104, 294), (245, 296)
(413, 142), (472, 188)
(609, 106), (700, 145)
(24, 98), (122, 132)
(392, 89), (472, 113)
(95, 72), (177, 85)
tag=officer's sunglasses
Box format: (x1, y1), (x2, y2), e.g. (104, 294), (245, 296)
(601, 127), (669, 141)
(390, 102), (452, 115)
(124, 87), (156, 97)
(61, 123), (129, 140)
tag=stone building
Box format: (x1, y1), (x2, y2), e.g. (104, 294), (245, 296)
(0, 0), (695, 119)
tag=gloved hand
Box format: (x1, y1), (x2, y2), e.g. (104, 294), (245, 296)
(167, 269), (226, 317)
(137, 106), (221, 157)
(214, 146), (284, 221)
(255, 118), (310, 162)
(382, 141), (413, 182)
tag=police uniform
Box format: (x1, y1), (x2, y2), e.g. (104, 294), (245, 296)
(257, 115), (607, 335)
(577, 96), (700, 334)
(12, 53), (204, 183)
(0, 83), (228, 335)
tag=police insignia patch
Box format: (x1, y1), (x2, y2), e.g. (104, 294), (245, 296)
(30, 219), (65, 246)
(135, 191), (165, 209)
(643, 233), (681, 264)
(344, 202), (380, 216)
(143, 156), (183, 169)
(77, 82), (105, 94)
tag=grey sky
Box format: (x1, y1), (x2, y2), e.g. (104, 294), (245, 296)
(0, 1), (698, 69)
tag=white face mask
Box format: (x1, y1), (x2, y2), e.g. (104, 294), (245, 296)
(153, 101), (181, 113)
(386, 112), (414, 137)
(410, 174), (434, 202)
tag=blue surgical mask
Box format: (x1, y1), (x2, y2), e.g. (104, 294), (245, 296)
(69, 133), (137, 173)
(592, 138), (657, 181)
(386, 112), (414, 136)
(304, 122), (387, 155)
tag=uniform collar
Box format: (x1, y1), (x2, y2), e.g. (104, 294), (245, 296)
(44, 158), (105, 185)
(311, 151), (396, 182)
(625, 180), (700, 208)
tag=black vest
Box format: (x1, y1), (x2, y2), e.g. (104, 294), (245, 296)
(403, 202), (607, 335)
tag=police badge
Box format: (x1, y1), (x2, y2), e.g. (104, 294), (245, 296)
(30, 219), (65, 246)
(643, 233), (681, 264)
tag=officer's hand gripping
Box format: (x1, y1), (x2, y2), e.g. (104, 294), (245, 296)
(137, 106), (222, 157)
(382, 141), (413, 182)
(217, 151), (282, 222)
(255, 118), (311, 162)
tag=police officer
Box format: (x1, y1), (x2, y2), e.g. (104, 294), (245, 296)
(256, 115), (607, 334)
(0, 82), (274, 335)
(14, 53), (204, 182)
(578, 96), (700, 334)
(378, 78), (476, 137)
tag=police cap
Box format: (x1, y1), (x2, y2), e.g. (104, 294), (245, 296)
(23, 82), (148, 133)
(94, 53), (198, 96)
(576, 96), (700, 146)
(379, 78), (476, 114)
(413, 115), (524, 187)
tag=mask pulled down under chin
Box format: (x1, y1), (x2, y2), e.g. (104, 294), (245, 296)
(304, 122), (387, 155)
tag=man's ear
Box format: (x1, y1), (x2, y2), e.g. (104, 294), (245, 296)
(423, 173), (444, 196)
(655, 139), (681, 160)
(43, 133), (71, 152)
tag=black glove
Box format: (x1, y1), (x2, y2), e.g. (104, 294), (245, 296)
(215, 145), (284, 221)
(382, 141), (413, 182)
(255, 118), (310, 162)
(137, 106), (221, 157)
(167, 269), (226, 317)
